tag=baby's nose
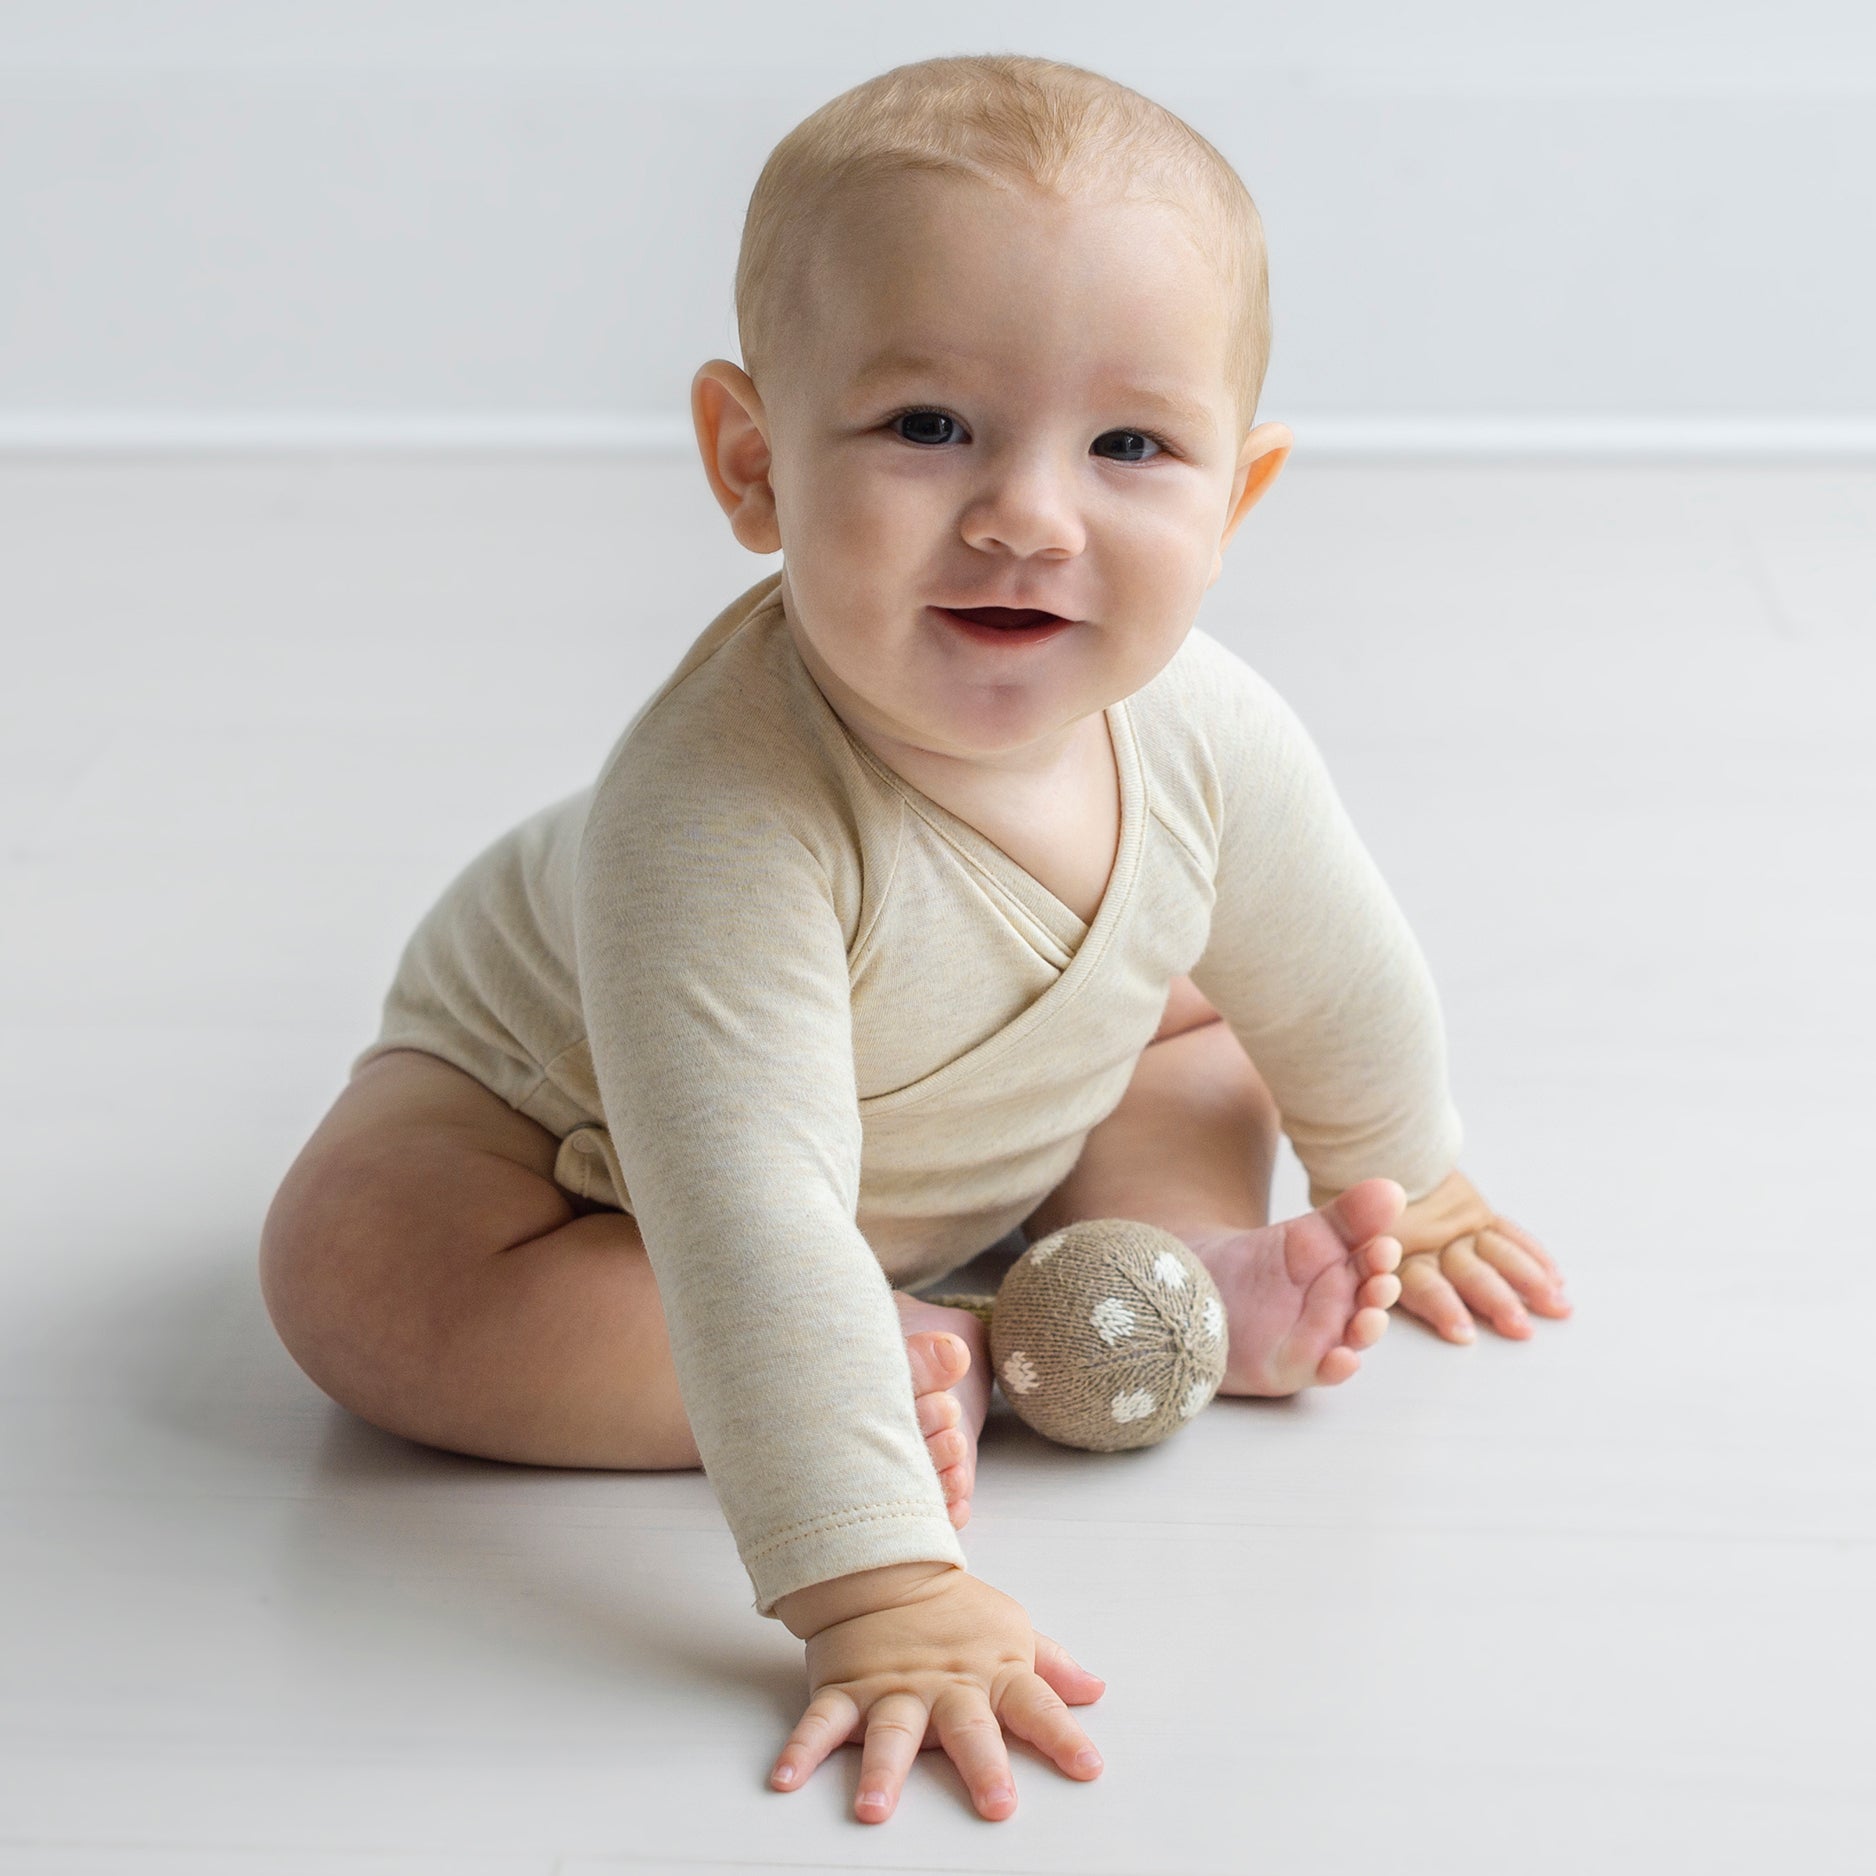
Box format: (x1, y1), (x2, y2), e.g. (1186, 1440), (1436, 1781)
(960, 455), (1086, 559)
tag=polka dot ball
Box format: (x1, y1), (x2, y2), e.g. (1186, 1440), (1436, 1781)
(987, 1218), (1230, 1451)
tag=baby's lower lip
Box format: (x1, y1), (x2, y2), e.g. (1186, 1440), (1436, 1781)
(932, 605), (1076, 645)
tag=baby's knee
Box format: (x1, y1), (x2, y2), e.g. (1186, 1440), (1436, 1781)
(259, 1129), (425, 1392)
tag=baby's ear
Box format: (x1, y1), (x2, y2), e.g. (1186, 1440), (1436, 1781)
(691, 361), (780, 555)
(1229, 422), (1293, 525)
(1210, 422), (1294, 580)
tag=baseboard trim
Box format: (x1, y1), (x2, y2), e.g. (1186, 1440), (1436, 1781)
(2, 413), (1874, 459)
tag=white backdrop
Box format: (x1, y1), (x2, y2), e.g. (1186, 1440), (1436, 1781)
(3, 0), (1873, 454)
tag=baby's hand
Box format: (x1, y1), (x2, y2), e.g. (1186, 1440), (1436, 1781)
(1392, 1167), (1571, 1342)
(770, 1561), (1105, 1823)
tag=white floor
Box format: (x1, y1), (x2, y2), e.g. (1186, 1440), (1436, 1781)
(1, 455), (1871, 1875)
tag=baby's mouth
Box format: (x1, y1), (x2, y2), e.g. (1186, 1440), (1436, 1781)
(944, 606), (1065, 629)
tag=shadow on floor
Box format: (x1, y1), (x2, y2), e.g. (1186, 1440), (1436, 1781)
(114, 1240), (806, 1721)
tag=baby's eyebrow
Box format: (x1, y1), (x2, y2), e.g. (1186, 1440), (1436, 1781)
(1108, 386), (1216, 435)
(848, 347), (971, 394)
(849, 348), (1215, 435)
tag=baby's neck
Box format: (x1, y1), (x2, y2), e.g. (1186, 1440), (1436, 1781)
(882, 711), (1123, 926)
(868, 707), (1107, 820)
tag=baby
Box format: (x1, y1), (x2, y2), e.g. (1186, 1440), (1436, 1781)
(260, 53), (1570, 1826)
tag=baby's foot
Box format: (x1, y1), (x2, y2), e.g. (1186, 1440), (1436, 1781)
(892, 1292), (992, 1531)
(1183, 1179), (1407, 1396)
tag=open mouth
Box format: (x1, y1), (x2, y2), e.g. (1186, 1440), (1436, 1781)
(943, 606), (1067, 629)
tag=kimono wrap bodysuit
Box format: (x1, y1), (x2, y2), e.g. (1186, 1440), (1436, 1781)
(352, 571), (1464, 1616)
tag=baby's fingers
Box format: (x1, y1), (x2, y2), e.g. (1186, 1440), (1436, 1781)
(931, 1684), (1018, 1819)
(1493, 1214), (1565, 1284)
(998, 1668), (1105, 1782)
(1477, 1228), (1572, 1316)
(1396, 1250), (1476, 1343)
(1032, 1629), (1106, 1706)
(854, 1692), (929, 1823)
(771, 1686), (860, 1793)
(1443, 1237), (1532, 1337)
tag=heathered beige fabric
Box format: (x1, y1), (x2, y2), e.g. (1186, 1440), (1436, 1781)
(352, 569), (1463, 1615)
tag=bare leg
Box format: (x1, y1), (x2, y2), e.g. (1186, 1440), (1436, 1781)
(1023, 997), (1280, 1244)
(259, 1049), (987, 1520)
(1021, 988), (1403, 1395)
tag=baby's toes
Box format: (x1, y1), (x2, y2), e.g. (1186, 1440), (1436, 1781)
(1358, 1270), (1401, 1312)
(905, 1330), (969, 1395)
(943, 1435), (977, 1500)
(918, 1402), (976, 1515)
(916, 1388), (962, 1439)
(937, 1445), (975, 1527)
(1315, 1346), (1361, 1386)
(1360, 1234), (1403, 1279)
(940, 1454), (975, 1505)
(1344, 1304), (1391, 1352)
(927, 1425), (969, 1473)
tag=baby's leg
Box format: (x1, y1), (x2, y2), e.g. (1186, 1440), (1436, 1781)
(1022, 978), (1403, 1395)
(259, 1049), (986, 1522)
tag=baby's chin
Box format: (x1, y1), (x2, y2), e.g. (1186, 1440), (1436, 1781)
(897, 685), (1122, 771)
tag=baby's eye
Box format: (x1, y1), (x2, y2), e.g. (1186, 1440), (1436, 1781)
(891, 409), (964, 447)
(1092, 430), (1163, 464)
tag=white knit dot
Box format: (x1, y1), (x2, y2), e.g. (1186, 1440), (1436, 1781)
(1180, 1376), (1213, 1419)
(1090, 1296), (1136, 1346)
(1001, 1350), (1039, 1395)
(1200, 1297), (1224, 1342)
(1110, 1388), (1157, 1423)
(1151, 1250), (1189, 1289)
(1028, 1239), (1057, 1264)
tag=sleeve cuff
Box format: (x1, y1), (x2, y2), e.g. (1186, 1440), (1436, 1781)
(745, 1500), (969, 1619)
(1303, 1108), (1465, 1212)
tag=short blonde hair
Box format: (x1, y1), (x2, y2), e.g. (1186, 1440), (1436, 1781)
(734, 54), (1272, 434)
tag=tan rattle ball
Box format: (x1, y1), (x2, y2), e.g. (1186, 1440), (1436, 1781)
(928, 1218), (1230, 1452)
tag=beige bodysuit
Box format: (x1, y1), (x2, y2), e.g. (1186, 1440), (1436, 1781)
(352, 571), (1464, 1615)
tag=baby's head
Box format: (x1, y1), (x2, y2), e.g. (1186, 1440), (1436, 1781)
(692, 54), (1292, 782)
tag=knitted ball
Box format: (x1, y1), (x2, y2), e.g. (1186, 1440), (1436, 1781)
(988, 1219), (1230, 1452)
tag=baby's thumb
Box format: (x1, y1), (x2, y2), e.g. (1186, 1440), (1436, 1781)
(1033, 1630), (1106, 1704)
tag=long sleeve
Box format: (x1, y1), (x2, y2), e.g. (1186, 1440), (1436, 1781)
(572, 736), (966, 1619)
(1185, 654), (1463, 1206)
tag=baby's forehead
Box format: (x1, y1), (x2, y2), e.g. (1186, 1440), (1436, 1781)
(834, 311), (1220, 386)
(816, 182), (1228, 329)
(820, 167), (1219, 273)
(819, 232), (1231, 393)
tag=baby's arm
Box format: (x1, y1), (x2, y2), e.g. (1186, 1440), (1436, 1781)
(1184, 650), (1463, 1203)
(574, 749), (962, 1614)
(1182, 644), (1567, 1338)
(574, 731), (1108, 1818)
